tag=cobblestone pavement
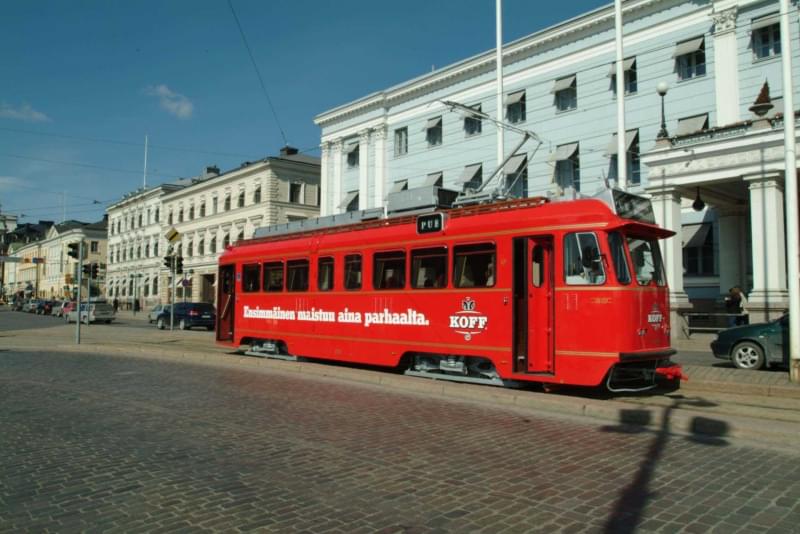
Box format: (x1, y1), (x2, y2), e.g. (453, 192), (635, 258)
(1, 349), (800, 534)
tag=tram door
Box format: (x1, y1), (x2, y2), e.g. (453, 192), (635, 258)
(513, 236), (554, 373)
(216, 265), (235, 342)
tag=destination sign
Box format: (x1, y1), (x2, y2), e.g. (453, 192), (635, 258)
(416, 213), (445, 234)
(612, 189), (656, 224)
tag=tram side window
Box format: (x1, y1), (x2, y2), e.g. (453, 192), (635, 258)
(374, 251), (406, 289)
(564, 232), (606, 285)
(263, 261), (284, 292)
(318, 257), (334, 291)
(453, 243), (495, 287)
(411, 247), (447, 289)
(608, 232), (631, 284)
(627, 237), (666, 286)
(344, 254), (362, 290)
(287, 260), (309, 291)
(242, 263), (261, 292)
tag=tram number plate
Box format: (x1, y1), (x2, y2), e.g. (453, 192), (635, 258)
(417, 213), (445, 234)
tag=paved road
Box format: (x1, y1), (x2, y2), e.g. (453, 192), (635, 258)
(1, 343), (799, 533)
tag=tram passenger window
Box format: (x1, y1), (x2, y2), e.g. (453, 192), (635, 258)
(318, 257), (334, 291)
(608, 232), (631, 284)
(263, 262), (284, 292)
(627, 237), (666, 286)
(242, 264), (261, 292)
(287, 260), (309, 291)
(453, 243), (495, 288)
(374, 251), (406, 289)
(564, 232), (606, 285)
(411, 247), (447, 289)
(344, 254), (362, 290)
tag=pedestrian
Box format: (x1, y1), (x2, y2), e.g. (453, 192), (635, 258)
(112, 298), (119, 312)
(725, 286), (749, 326)
(733, 286), (749, 326)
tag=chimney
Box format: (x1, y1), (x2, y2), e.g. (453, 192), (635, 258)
(280, 145), (299, 156)
(203, 165), (220, 179)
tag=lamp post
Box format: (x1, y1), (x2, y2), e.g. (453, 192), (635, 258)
(656, 82), (669, 139)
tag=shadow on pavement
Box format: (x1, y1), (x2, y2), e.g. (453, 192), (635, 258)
(600, 396), (729, 534)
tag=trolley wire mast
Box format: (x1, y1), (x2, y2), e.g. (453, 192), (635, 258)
(216, 185), (686, 392)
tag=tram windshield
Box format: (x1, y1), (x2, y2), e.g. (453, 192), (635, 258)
(626, 236), (666, 286)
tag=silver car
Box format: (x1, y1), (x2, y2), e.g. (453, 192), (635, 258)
(66, 303), (116, 324)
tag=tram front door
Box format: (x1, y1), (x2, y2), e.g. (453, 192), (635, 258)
(216, 264), (235, 342)
(513, 236), (554, 373)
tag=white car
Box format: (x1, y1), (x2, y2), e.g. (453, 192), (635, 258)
(66, 302), (116, 324)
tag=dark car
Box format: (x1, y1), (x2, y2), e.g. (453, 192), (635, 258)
(155, 302), (216, 331)
(711, 314), (788, 370)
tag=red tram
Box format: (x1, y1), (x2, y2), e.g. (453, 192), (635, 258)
(216, 190), (682, 391)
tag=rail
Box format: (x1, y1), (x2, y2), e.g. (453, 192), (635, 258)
(679, 311), (746, 337)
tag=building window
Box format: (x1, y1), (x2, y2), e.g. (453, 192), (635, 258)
(290, 183), (303, 203)
(145, 243), (150, 258)
(178, 209), (184, 223)
(426, 116), (443, 147)
(136, 246), (141, 259)
(90, 241), (98, 253)
(210, 236), (217, 254)
(155, 208), (159, 222)
(553, 75), (577, 112)
(339, 191), (359, 212)
(553, 143), (580, 191)
(237, 230), (244, 242)
(394, 127), (408, 156)
(458, 163), (483, 192)
(189, 206), (194, 220)
(222, 234), (230, 248)
(675, 37), (706, 80)
(212, 197), (218, 214)
(464, 104), (482, 136)
(424, 171), (443, 188)
(237, 191), (245, 208)
(683, 223), (715, 275)
(138, 214), (143, 227)
(504, 154), (527, 198)
(506, 90), (526, 123)
(607, 130), (641, 186)
(152, 278), (158, 296)
(253, 186), (261, 203)
(346, 143), (359, 167)
(198, 239), (204, 256)
(186, 241), (193, 257)
(168, 212), (173, 225)
(224, 195), (231, 211)
(752, 15), (781, 60)
(154, 243), (159, 257)
(610, 58), (637, 96)
(199, 202), (205, 217)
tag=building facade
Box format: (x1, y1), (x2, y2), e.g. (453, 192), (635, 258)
(315, 0), (800, 334)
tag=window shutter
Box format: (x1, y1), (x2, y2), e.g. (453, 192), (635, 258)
(277, 179), (289, 202)
(304, 184), (318, 205)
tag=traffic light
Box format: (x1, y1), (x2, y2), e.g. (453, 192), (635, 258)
(82, 264), (91, 276)
(67, 242), (80, 260)
(164, 255), (173, 270)
(91, 263), (99, 278)
(175, 256), (184, 275)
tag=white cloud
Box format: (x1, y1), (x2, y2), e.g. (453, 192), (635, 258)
(0, 102), (51, 122)
(145, 84), (194, 119)
(0, 176), (25, 191)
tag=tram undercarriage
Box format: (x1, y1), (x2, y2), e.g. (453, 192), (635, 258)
(403, 353), (517, 387)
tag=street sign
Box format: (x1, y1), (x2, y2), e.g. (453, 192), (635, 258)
(165, 227), (181, 243)
(181, 279), (191, 287)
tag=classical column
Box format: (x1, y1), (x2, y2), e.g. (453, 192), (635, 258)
(650, 184), (692, 338)
(373, 126), (387, 209)
(332, 140), (343, 214)
(711, 6), (740, 126)
(320, 142), (331, 217)
(746, 173), (789, 321)
(358, 129), (371, 210)
(717, 207), (747, 296)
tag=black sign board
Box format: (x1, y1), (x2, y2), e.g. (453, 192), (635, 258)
(417, 213), (445, 234)
(612, 189), (656, 224)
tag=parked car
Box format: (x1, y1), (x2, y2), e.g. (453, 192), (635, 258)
(711, 314), (788, 370)
(66, 302), (116, 324)
(155, 302), (215, 331)
(23, 299), (42, 313)
(147, 304), (166, 324)
(52, 301), (69, 317)
(35, 300), (55, 315)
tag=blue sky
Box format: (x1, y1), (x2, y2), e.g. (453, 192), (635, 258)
(1, 0), (608, 225)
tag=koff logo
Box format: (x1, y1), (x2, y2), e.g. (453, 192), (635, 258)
(449, 298), (489, 341)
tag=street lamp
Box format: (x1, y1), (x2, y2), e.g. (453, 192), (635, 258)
(656, 81), (669, 139)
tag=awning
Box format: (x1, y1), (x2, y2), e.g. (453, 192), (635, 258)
(337, 191), (359, 210)
(672, 36), (704, 58)
(345, 143), (359, 154)
(425, 116), (442, 130)
(503, 154), (527, 174)
(548, 143), (579, 162)
(456, 164), (482, 184)
(682, 223), (710, 248)
(607, 57), (636, 77)
(390, 179), (408, 193)
(504, 90), (525, 105)
(675, 114), (709, 136)
(551, 75), (576, 94)
(424, 171), (443, 187)
(605, 129), (639, 156)
(751, 13), (780, 31)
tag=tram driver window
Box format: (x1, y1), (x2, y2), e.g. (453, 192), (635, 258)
(344, 254), (362, 290)
(454, 243), (496, 287)
(263, 262), (284, 292)
(318, 257), (334, 291)
(374, 251), (406, 289)
(287, 260), (310, 291)
(411, 247), (447, 288)
(564, 232), (606, 285)
(608, 232), (631, 284)
(242, 263), (261, 292)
